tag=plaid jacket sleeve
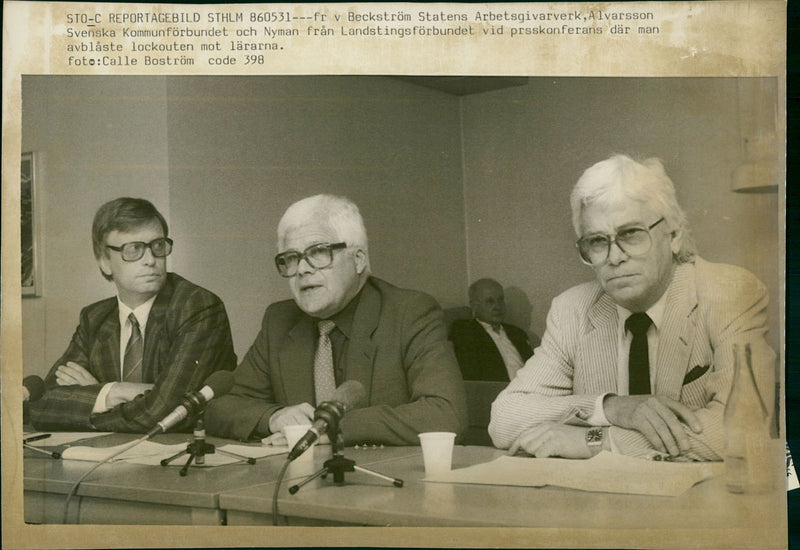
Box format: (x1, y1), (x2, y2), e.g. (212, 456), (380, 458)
(30, 301), (116, 430)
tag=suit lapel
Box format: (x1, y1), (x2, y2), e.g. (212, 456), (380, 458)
(474, 320), (508, 378)
(95, 309), (122, 382)
(345, 281), (379, 403)
(279, 315), (317, 405)
(141, 275), (175, 383)
(580, 291), (619, 394)
(653, 263), (697, 399)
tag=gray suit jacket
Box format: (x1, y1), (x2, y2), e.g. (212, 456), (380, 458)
(205, 277), (468, 445)
(489, 258), (775, 460)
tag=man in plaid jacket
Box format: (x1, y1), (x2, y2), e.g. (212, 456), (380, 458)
(30, 198), (236, 433)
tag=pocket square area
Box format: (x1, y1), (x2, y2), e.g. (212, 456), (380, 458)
(682, 365), (710, 385)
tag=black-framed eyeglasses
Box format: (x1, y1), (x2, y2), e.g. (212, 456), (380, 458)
(576, 218), (665, 266)
(274, 242), (347, 277)
(106, 237), (173, 262)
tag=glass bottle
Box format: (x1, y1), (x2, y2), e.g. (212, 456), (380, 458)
(723, 343), (774, 493)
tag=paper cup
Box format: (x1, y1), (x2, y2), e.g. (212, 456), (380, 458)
(283, 424), (316, 462)
(418, 432), (456, 475)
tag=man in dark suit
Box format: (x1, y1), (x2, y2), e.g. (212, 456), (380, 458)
(205, 194), (467, 445)
(31, 198), (236, 432)
(450, 278), (535, 381)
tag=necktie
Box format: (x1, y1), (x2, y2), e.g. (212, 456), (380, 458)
(123, 313), (143, 383)
(626, 312), (652, 395)
(314, 320), (337, 404)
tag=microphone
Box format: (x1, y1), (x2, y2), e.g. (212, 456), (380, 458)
(146, 370), (235, 437)
(23, 375), (45, 403)
(287, 380), (366, 461)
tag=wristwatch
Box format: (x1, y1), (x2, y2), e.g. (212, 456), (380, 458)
(586, 427), (604, 454)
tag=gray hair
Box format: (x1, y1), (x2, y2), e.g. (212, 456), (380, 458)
(277, 194), (370, 270)
(570, 154), (696, 263)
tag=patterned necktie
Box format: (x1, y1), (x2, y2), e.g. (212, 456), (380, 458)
(314, 320), (337, 404)
(123, 313), (143, 383)
(626, 312), (652, 395)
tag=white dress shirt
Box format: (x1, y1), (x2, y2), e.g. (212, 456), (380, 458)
(92, 295), (158, 413)
(476, 318), (525, 380)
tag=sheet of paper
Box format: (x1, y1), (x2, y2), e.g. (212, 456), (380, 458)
(22, 432), (113, 447)
(426, 451), (725, 497)
(60, 440), (288, 467)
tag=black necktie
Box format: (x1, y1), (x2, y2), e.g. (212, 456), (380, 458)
(626, 312), (652, 395)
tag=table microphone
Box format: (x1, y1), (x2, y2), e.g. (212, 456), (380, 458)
(287, 380), (366, 461)
(147, 370), (235, 437)
(23, 375), (45, 403)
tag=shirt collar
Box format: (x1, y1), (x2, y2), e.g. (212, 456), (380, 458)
(616, 290), (668, 332)
(324, 288), (363, 339)
(476, 318), (505, 335)
(118, 294), (158, 333)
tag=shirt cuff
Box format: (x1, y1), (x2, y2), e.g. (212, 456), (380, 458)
(92, 382), (116, 414)
(585, 392), (612, 426)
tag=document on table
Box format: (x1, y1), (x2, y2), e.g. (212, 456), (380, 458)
(23, 432), (113, 447)
(61, 441), (288, 467)
(426, 450), (725, 497)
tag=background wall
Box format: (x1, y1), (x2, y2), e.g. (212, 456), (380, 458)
(21, 75), (780, 376)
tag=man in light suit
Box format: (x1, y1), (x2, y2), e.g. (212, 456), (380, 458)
(450, 278), (535, 381)
(205, 194), (467, 445)
(489, 155), (775, 460)
(31, 198), (237, 432)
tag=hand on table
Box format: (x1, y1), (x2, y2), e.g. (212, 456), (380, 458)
(105, 382), (154, 408)
(55, 362), (99, 386)
(603, 394), (702, 457)
(508, 422), (593, 459)
(267, 403), (315, 439)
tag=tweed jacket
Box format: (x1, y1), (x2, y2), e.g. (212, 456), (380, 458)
(450, 318), (535, 381)
(488, 258), (775, 460)
(30, 273), (237, 432)
(205, 276), (468, 445)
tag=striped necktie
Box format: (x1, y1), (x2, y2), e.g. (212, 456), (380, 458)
(314, 320), (337, 404)
(123, 313), (143, 383)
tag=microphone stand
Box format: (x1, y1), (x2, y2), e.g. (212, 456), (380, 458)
(160, 410), (255, 476)
(287, 417), (403, 494)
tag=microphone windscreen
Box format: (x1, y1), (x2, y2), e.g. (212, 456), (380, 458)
(332, 380), (366, 410)
(23, 375), (45, 403)
(205, 370), (235, 398)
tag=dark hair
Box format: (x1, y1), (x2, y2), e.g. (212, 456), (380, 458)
(92, 198), (169, 280)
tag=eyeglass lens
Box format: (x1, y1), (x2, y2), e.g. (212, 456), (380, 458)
(275, 243), (341, 277)
(579, 227), (652, 265)
(118, 238), (173, 261)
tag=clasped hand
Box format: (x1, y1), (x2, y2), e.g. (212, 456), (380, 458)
(264, 403), (330, 447)
(603, 394), (702, 456)
(56, 362), (154, 408)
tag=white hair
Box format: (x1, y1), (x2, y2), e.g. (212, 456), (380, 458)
(277, 194), (370, 270)
(570, 154), (696, 263)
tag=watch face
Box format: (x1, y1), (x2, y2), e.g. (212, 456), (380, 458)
(587, 428), (603, 444)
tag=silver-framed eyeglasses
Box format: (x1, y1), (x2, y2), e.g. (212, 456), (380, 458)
(576, 218), (665, 266)
(106, 237), (173, 262)
(275, 242), (347, 277)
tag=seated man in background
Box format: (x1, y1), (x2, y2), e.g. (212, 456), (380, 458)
(489, 154), (775, 461)
(31, 198), (237, 432)
(450, 278), (535, 381)
(206, 194), (467, 445)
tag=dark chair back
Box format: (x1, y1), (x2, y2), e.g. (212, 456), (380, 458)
(461, 380), (508, 446)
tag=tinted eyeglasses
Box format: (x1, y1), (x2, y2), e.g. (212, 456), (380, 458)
(576, 218), (665, 266)
(106, 237), (173, 262)
(274, 242), (347, 277)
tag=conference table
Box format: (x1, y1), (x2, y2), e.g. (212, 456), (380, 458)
(23, 432), (787, 546)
